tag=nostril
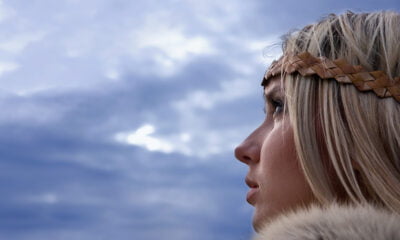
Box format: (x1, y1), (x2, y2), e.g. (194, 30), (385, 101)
(241, 155), (252, 164)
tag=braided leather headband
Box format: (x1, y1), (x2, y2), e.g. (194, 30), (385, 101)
(262, 51), (400, 103)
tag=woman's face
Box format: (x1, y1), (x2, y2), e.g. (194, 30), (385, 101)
(234, 76), (316, 232)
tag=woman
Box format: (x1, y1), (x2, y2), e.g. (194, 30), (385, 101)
(235, 11), (400, 239)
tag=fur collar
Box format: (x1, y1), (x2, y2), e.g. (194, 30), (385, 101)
(253, 202), (400, 240)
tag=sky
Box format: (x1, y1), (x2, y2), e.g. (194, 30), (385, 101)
(0, 0), (399, 239)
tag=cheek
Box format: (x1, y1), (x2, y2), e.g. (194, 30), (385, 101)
(255, 122), (315, 223)
(259, 122), (299, 179)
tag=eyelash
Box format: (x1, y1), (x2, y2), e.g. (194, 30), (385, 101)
(263, 99), (284, 116)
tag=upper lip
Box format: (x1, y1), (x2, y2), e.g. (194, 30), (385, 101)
(245, 176), (259, 188)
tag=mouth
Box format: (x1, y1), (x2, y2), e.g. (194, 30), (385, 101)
(245, 176), (259, 205)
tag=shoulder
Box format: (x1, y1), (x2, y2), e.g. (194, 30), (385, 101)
(253, 202), (400, 240)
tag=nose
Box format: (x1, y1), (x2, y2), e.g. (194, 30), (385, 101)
(234, 130), (261, 165)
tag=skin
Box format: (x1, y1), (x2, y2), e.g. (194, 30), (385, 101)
(234, 76), (317, 232)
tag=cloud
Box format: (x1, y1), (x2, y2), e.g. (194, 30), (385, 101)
(134, 26), (215, 61)
(0, 0), (274, 96)
(113, 122), (250, 159)
(0, 61), (19, 77)
(0, 93), (73, 124)
(27, 193), (59, 204)
(172, 77), (256, 111)
(133, 187), (219, 214)
(127, 17), (216, 77)
(158, 77), (262, 158)
(0, 0), (15, 23)
(114, 124), (193, 156)
(115, 124), (175, 154)
(0, 31), (46, 54)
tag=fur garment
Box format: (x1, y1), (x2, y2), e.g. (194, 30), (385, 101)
(253, 202), (400, 240)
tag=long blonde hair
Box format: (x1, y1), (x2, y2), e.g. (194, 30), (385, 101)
(281, 11), (400, 213)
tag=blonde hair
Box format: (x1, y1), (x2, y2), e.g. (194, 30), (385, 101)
(280, 11), (400, 213)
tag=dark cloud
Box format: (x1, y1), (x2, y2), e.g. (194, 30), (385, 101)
(0, 118), (252, 239)
(237, 0), (400, 39)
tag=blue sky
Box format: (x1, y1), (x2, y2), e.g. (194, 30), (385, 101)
(1, 1), (399, 239)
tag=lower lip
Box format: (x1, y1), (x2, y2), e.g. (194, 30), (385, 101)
(246, 188), (259, 205)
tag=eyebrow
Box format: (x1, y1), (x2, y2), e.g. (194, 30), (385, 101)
(263, 85), (281, 100)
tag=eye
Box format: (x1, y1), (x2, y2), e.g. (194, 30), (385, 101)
(263, 98), (284, 116)
(271, 99), (283, 115)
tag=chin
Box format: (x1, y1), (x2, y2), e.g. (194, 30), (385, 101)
(252, 217), (262, 233)
(252, 206), (280, 233)
(252, 208), (268, 232)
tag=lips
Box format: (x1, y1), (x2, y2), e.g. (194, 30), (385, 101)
(245, 176), (259, 205)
